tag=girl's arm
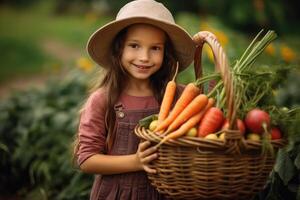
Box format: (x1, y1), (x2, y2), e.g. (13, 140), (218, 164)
(80, 141), (158, 174)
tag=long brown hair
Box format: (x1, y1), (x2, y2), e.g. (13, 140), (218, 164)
(73, 24), (178, 161)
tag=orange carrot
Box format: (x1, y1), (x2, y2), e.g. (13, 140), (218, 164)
(154, 82), (201, 133)
(157, 62), (179, 124)
(197, 107), (224, 138)
(165, 94), (208, 133)
(156, 98), (215, 146)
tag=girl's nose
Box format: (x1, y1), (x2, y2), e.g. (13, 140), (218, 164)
(138, 49), (149, 62)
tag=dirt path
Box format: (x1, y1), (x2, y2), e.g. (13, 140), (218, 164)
(0, 39), (82, 99)
(41, 39), (82, 65)
(0, 74), (49, 99)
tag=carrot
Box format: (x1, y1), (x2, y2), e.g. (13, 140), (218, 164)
(154, 82), (201, 133)
(156, 98), (215, 147)
(157, 62), (179, 124)
(197, 107), (224, 138)
(165, 94), (208, 134)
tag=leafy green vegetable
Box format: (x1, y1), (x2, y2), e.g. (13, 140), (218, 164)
(274, 149), (297, 185)
(0, 69), (93, 199)
(139, 114), (158, 128)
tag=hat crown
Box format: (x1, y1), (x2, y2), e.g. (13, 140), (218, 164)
(117, 0), (175, 24)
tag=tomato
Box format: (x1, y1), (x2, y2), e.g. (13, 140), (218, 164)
(270, 127), (282, 140)
(245, 109), (270, 134)
(222, 119), (246, 135)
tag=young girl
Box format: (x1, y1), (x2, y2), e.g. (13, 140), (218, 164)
(75, 0), (195, 199)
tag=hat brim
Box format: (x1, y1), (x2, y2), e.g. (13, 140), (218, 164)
(87, 17), (196, 71)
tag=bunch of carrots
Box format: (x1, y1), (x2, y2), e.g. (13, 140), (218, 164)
(139, 31), (289, 148)
(152, 63), (225, 146)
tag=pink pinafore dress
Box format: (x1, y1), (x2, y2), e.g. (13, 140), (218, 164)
(90, 102), (166, 200)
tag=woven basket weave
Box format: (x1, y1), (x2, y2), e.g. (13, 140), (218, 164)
(134, 31), (286, 200)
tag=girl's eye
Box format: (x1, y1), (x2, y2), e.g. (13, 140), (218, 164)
(128, 43), (139, 49)
(152, 46), (162, 51)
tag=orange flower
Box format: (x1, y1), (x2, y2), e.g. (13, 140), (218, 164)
(265, 43), (275, 56)
(204, 45), (214, 62)
(76, 57), (94, 73)
(213, 30), (228, 46)
(199, 22), (228, 46)
(280, 45), (296, 63)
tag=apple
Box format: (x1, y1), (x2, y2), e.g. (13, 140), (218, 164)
(270, 127), (282, 140)
(245, 109), (270, 134)
(186, 127), (197, 137)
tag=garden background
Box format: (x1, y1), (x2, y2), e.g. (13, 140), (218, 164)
(0, 0), (299, 199)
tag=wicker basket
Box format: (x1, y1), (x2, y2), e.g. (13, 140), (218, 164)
(134, 31), (286, 200)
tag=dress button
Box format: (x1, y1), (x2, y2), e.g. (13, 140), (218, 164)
(117, 111), (125, 118)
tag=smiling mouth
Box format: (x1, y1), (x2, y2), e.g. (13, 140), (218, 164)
(133, 64), (153, 69)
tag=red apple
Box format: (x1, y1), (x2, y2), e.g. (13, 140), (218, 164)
(245, 109), (270, 134)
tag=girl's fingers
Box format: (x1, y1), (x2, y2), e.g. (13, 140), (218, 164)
(144, 165), (157, 174)
(138, 141), (151, 151)
(138, 141), (157, 158)
(137, 141), (158, 174)
(141, 153), (158, 164)
(140, 147), (157, 160)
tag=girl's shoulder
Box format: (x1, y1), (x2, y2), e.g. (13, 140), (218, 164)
(84, 87), (108, 110)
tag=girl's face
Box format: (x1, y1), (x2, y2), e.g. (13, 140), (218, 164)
(121, 24), (166, 82)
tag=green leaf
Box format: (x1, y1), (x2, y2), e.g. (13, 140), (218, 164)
(0, 142), (8, 153)
(274, 149), (296, 185)
(294, 153), (300, 169)
(138, 114), (158, 128)
(297, 186), (300, 200)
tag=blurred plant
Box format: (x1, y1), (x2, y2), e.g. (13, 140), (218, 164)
(254, 67), (300, 200)
(0, 0), (41, 8)
(276, 69), (300, 108)
(280, 45), (297, 63)
(0, 69), (95, 199)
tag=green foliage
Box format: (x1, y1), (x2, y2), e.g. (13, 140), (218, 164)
(0, 3), (112, 82)
(276, 69), (300, 107)
(0, 0), (41, 8)
(254, 70), (300, 200)
(0, 69), (93, 199)
(275, 149), (297, 185)
(0, 36), (56, 83)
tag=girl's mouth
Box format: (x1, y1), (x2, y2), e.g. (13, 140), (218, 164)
(133, 64), (152, 69)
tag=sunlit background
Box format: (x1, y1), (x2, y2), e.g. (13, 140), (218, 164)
(0, 0), (299, 199)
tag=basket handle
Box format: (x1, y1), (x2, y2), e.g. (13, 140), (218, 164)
(193, 31), (237, 131)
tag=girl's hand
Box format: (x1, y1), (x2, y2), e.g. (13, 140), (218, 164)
(136, 141), (158, 174)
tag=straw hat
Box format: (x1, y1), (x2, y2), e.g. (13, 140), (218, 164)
(87, 0), (196, 71)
